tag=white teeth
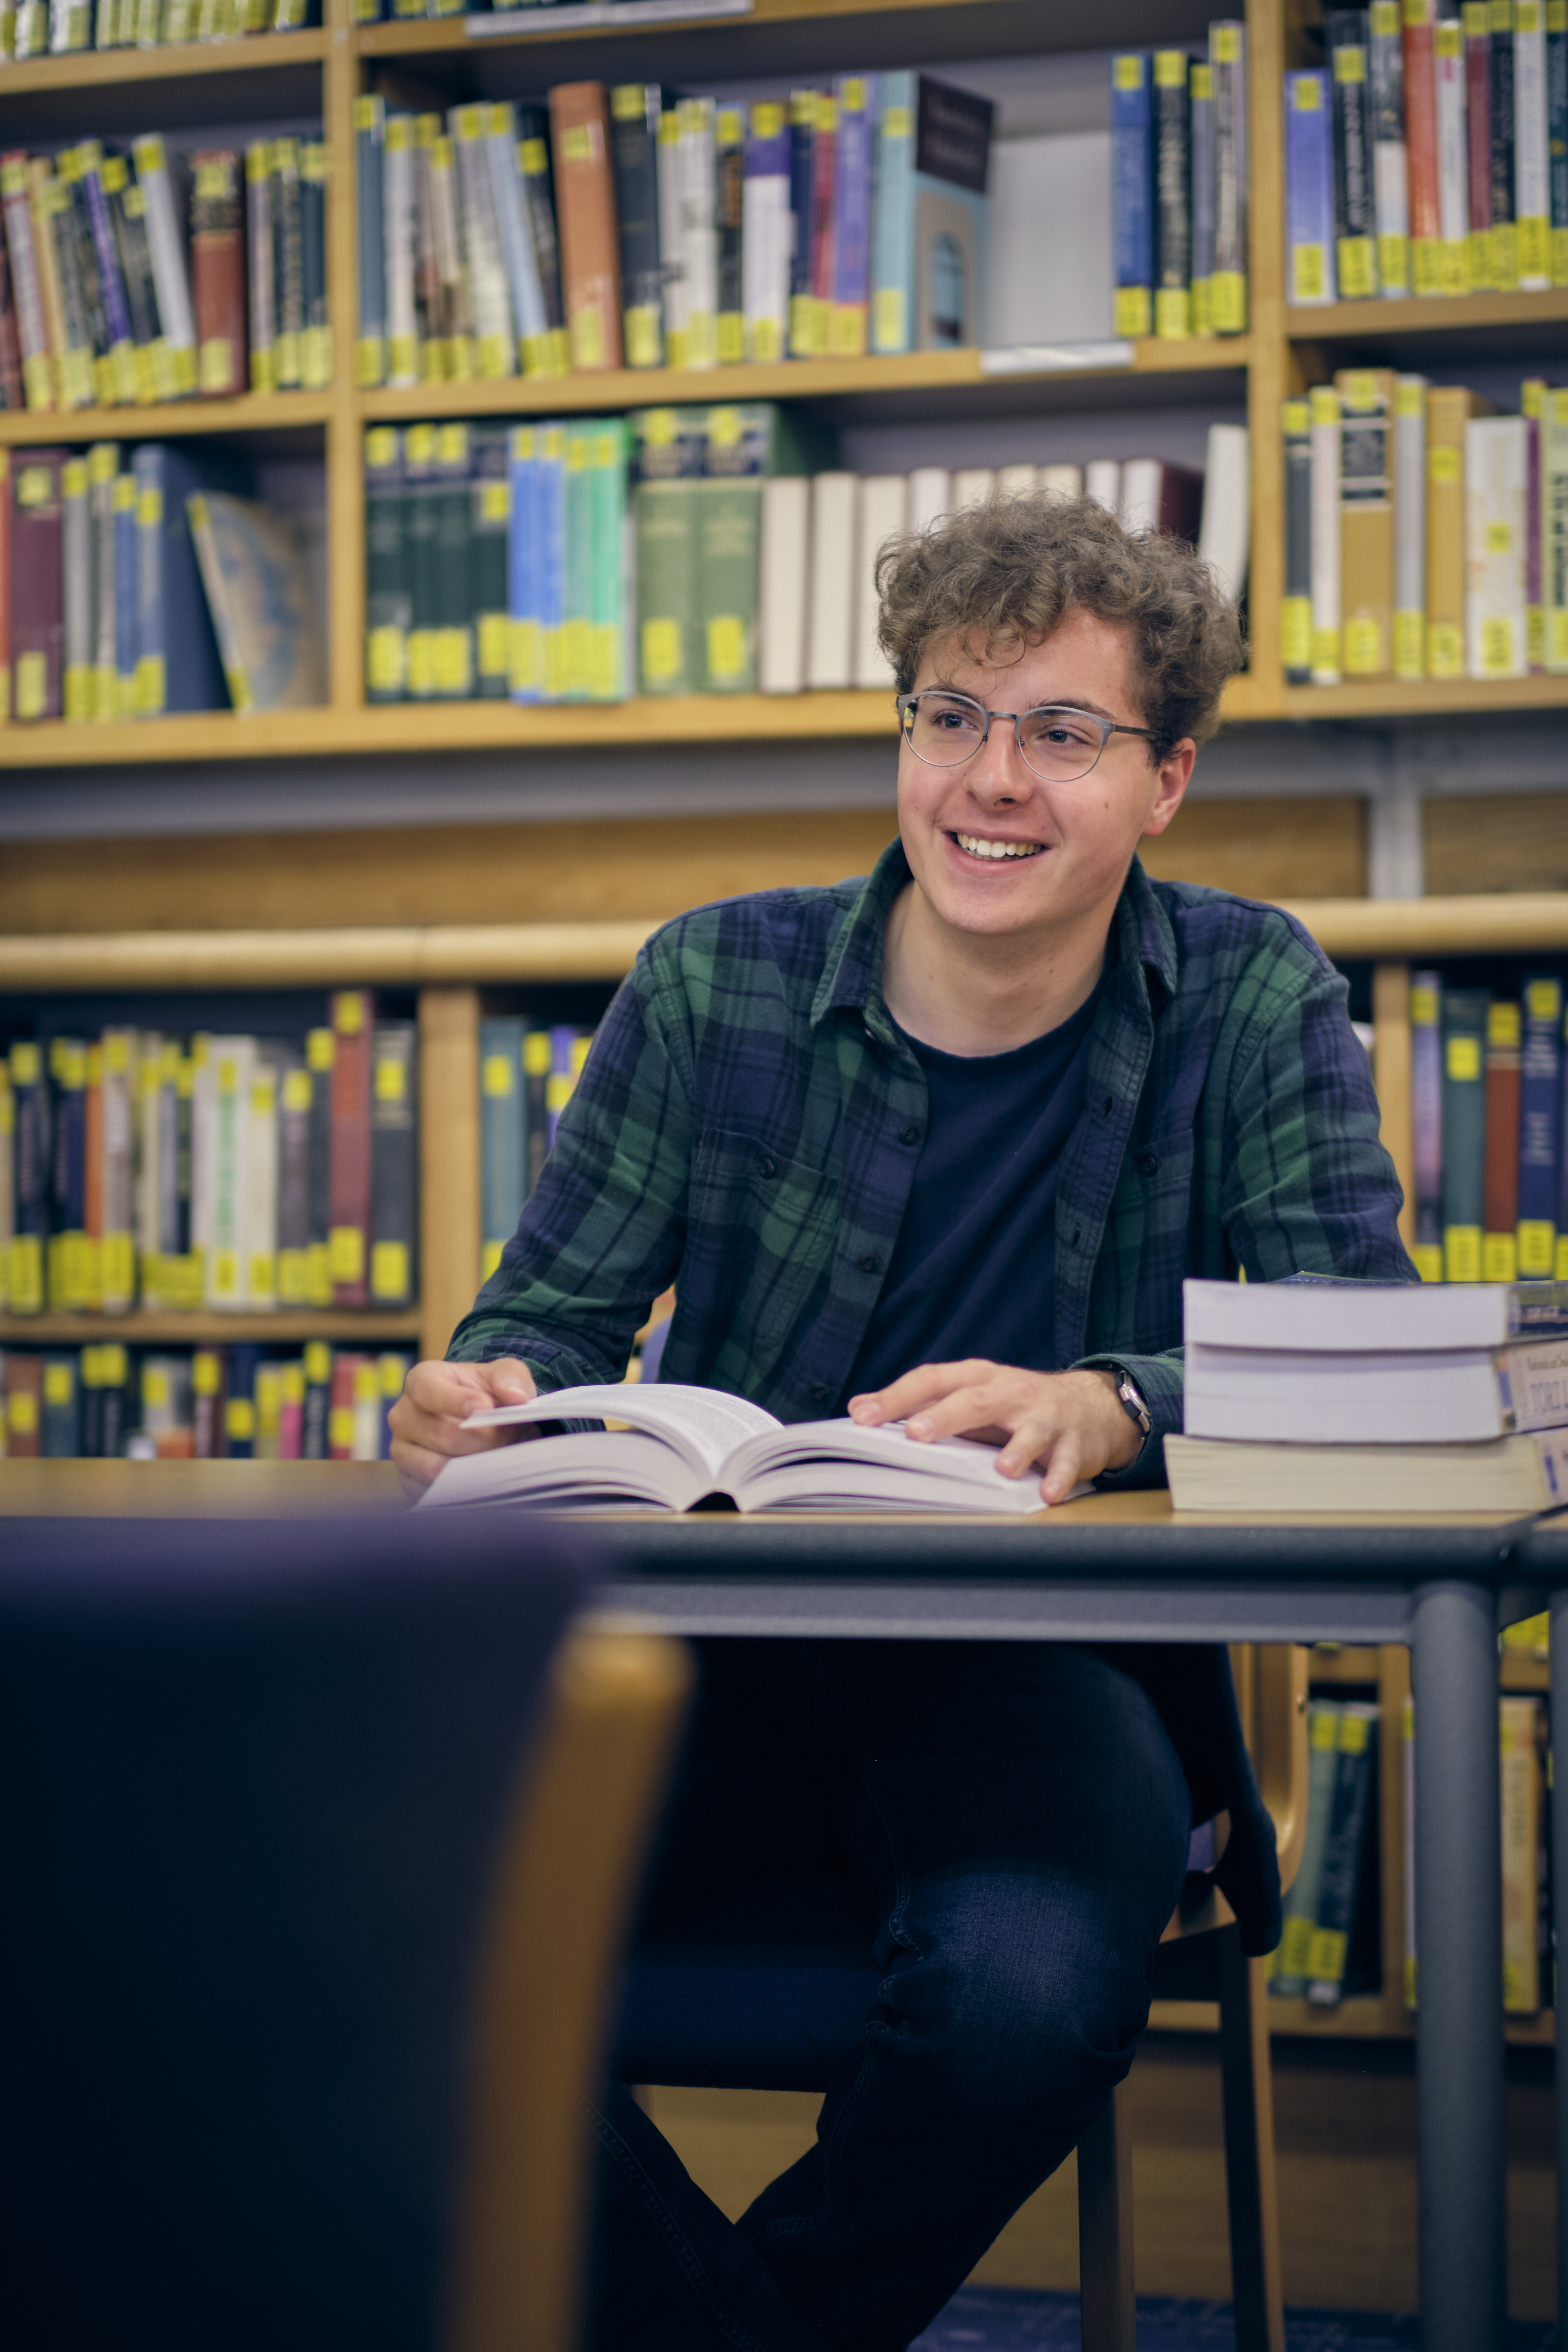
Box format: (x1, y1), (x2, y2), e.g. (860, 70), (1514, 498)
(955, 833), (1044, 860)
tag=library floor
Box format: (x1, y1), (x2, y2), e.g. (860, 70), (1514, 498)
(909, 2287), (1557, 2348)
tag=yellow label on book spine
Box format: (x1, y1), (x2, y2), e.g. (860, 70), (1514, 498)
(1483, 1233), (1519, 1282)
(1427, 620), (1462, 676)
(370, 1240), (409, 1301)
(1343, 616), (1385, 675)
(1444, 1225), (1483, 1281)
(330, 1225), (364, 1283)
(1393, 611), (1424, 678)
(1517, 1220), (1555, 1277)
(1113, 285), (1152, 337)
(1281, 597), (1311, 672)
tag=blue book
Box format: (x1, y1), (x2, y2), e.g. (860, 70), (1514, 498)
(132, 444), (249, 717)
(875, 75), (993, 355)
(536, 421), (567, 702)
(1111, 52), (1154, 337)
(1285, 71), (1337, 304)
(507, 424), (541, 704)
(1519, 977), (1561, 1278)
(41, 1354), (81, 1459)
(225, 1345), (260, 1461)
(870, 71), (916, 353)
(787, 89), (818, 357)
(479, 1015), (526, 1283)
(829, 73), (877, 355)
(354, 94), (386, 387)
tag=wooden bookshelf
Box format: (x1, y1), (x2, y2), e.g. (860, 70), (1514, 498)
(0, 1310), (421, 1343)
(0, 393), (333, 445)
(1287, 289), (1568, 339)
(0, 25), (328, 95)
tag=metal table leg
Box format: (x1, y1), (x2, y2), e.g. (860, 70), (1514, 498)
(1412, 1581), (1506, 2352)
(1554, 1586), (1568, 2346)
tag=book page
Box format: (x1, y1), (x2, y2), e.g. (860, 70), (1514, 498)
(725, 1417), (1088, 1506)
(418, 1429), (703, 1512)
(461, 1380), (780, 1481)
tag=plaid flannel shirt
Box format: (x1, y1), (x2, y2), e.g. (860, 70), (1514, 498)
(451, 838), (1416, 1485)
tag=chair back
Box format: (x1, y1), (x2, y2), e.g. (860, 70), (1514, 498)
(0, 1511), (593, 2352)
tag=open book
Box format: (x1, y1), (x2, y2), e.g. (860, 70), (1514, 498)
(418, 1383), (1082, 1515)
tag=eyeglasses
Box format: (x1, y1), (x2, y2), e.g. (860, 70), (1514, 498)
(896, 691), (1158, 784)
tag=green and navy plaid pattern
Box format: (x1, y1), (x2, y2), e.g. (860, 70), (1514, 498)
(450, 840), (1415, 1483)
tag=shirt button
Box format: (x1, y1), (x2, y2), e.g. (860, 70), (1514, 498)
(857, 1252), (881, 1273)
(898, 1123), (919, 1145)
(810, 1382), (831, 1404)
(758, 1154), (778, 1178)
(1136, 1150), (1159, 1176)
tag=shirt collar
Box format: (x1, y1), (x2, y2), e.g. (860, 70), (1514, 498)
(810, 840), (1179, 1032)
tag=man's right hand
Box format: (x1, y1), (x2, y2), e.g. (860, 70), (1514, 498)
(389, 1356), (539, 1495)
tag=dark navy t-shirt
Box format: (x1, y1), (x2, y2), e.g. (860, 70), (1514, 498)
(847, 976), (1104, 1397)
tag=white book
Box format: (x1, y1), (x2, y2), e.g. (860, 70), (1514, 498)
(1543, 387), (1568, 671)
(656, 109), (688, 367)
(131, 136), (196, 395)
(1393, 376), (1427, 679)
(996, 461), (1036, 498)
(677, 96), (719, 369)
(1039, 462), (1084, 501)
(99, 1026), (137, 1313)
(89, 441), (117, 721)
(742, 141), (790, 362)
(758, 475), (809, 693)
(854, 474), (907, 688)
(1183, 1339), (1561, 1444)
(451, 106), (515, 379)
(383, 113), (419, 388)
(907, 466), (951, 530)
(136, 1031), (163, 1264)
(1183, 1274), (1568, 1349)
(952, 466), (995, 511)
(1085, 458), (1121, 515)
(1197, 423), (1249, 603)
(1466, 415), (1528, 679)
(1434, 15), (1468, 289)
(245, 1054), (278, 1310)
(806, 472), (858, 689)
(189, 1033), (215, 1270)
(1167, 1429), (1568, 1514)
(1309, 384), (1342, 684)
(1515, 0), (1551, 288)
(425, 1381), (1085, 1514)
(483, 103), (547, 370)
(205, 1035), (254, 1310)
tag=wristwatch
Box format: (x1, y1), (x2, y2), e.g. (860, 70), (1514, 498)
(1111, 1368), (1152, 1440)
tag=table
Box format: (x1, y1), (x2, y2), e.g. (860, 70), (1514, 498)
(588, 1488), (1552, 2352)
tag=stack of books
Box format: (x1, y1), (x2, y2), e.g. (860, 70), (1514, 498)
(4, 0), (316, 55)
(1166, 1274), (1568, 1510)
(1110, 24), (1249, 338)
(0, 1341), (410, 1462)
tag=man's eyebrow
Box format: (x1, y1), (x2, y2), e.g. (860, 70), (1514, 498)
(924, 680), (1120, 723)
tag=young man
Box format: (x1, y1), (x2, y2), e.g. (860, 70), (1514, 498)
(392, 495), (1412, 2351)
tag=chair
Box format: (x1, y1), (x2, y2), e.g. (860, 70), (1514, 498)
(615, 1641), (1309, 2352)
(0, 1511), (691, 2352)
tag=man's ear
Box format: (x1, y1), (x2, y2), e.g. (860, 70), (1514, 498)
(1140, 739), (1196, 839)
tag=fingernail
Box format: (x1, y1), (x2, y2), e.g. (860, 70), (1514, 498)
(848, 1399), (873, 1421)
(907, 1416), (932, 1439)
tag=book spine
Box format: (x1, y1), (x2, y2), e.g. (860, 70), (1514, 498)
(1500, 1694), (1544, 2010)
(300, 140), (330, 390)
(869, 74), (914, 354)
(1404, 0), (1444, 290)
(77, 145), (135, 400)
(276, 1057), (310, 1303)
(130, 136), (196, 394)
(677, 94), (718, 368)
(743, 101), (791, 363)
(787, 88), (817, 358)
(36, 168), (94, 410)
(1188, 63), (1216, 334)
(427, 130), (471, 381)
(1393, 372), (1427, 676)
(370, 1024), (417, 1308)
(653, 103), (689, 367)
(1545, 386), (1568, 665)
(1338, 365), (1395, 676)
(434, 417), (472, 697)
(1550, 0), (1568, 281)
(244, 1059), (276, 1309)
(1328, 10), (1379, 298)
(2, 155), (53, 408)
(559, 418), (592, 701)
(328, 988), (373, 1308)
(696, 474), (760, 693)
(1370, 0), (1412, 292)
(1287, 73), (1338, 302)
(1441, 984), (1490, 1278)
(635, 475), (696, 695)
(1151, 48), (1192, 335)
(715, 104), (746, 363)
(470, 419), (510, 700)
(1517, 0), (1552, 281)
(1281, 398), (1314, 681)
(4, 1352), (42, 1453)
(327, 1352), (356, 1459)
(1466, 413), (1529, 675)
(829, 74), (874, 356)
(205, 1035), (253, 1308)
(479, 1015), (524, 1280)
(507, 423), (540, 702)
(85, 445), (114, 717)
(588, 412), (627, 701)
(305, 1025), (332, 1305)
(807, 91), (836, 358)
(1210, 20), (1247, 330)
(300, 1337), (330, 1457)
(101, 154), (163, 403)
(1434, 10), (1472, 290)
(1305, 1705), (1378, 2005)
(271, 139), (303, 390)
(61, 451), (91, 720)
(1483, 998), (1524, 1278)
(59, 149), (113, 406)
(1492, 0), (1521, 285)
(191, 150), (245, 397)
(453, 103), (515, 380)
(1516, 975), (1561, 1273)
(245, 140), (276, 392)
(485, 104), (546, 376)
(538, 421), (566, 699)
(383, 114), (417, 387)
(12, 447), (64, 720)
(551, 82), (624, 372)
(1466, 0), (1497, 281)
(516, 112), (568, 372)
(402, 419), (437, 698)
(609, 85), (663, 368)
(40, 1354), (80, 1459)
(1524, 373), (1546, 665)
(1425, 381), (1469, 675)
(1111, 51), (1154, 334)
(354, 93), (386, 387)
(1411, 969), (1444, 1279)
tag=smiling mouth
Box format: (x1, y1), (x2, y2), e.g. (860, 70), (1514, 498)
(951, 831), (1047, 861)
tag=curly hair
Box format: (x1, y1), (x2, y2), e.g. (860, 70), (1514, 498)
(875, 490), (1246, 763)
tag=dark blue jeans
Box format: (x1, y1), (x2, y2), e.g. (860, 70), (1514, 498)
(587, 1638), (1193, 2352)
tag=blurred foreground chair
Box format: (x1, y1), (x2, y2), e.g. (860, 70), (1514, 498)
(0, 1512), (690, 2352)
(614, 1641), (1308, 2352)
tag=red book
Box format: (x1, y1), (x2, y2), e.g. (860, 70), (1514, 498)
(190, 149), (247, 398)
(1483, 1001), (1523, 1278)
(1464, 5), (1493, 275)
(0, 448), (11, 725)
(328, 987), (374, 1307)
(11, 446), (64, 722)
(1402, 0), (1441, 290)
(191, 1347), (228, 1461)
(4, 1352), (41, 1458)
(328, 1352), (362, 1461)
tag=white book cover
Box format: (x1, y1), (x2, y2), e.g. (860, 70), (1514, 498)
(1184, 1340), (1508, 1444)
(1309, 385), (1342, 683)
(205, 1035), (254, 1309)
(806, 472), (857, 689)
(1085, 459), (1120, 516)
(677, 97), (718, 369)
(383, 114), (418, 387)
(1183, 1274), (1568, 1350)
(1543, 387), (1568, 670)
(907, 466), (950, 530)
(450, 106), (515, 377)
(245, 1054), (278, 1310)
(1039, 462), (1084, 501)
(1434, 16), (1469, 288)
(1197, 425), (1249, 601)
(854, 474), (907, 688)
(952, 467), (994, 511)
(1120, 457), (1168, 535)
(131, 135), (196, 389)
(1466, 415), (1528, 679)
(742, 164), (789, 361)
(995, 462), (1036, 499)
(484, 104), (547, 365)
(1515, 1), (1551, 287)
(656, 111), (688, 366)
(1393, 376), (1427, 678)
(759, 475), (809, 693)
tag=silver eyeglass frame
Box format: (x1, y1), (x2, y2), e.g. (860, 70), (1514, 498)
(895, 691), (1160, 784)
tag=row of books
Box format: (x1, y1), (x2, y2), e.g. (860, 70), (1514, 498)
(0, 440), (322, 722)
(1109, 27), (1249, 338)
(1281, 370), (1568, 686)
(1286, 1), (1568, 304)
(1409, 1687), (1551, 2013)
(0, 1343), (408, 1461)
(3, 0), (315, 53)
(0, 134), (329, 412)
(0, 996), (417, 1316)
(478, 1018), (592, 1278)
(1408, 972), (1568, 1285)
(365, 402), (1247, 705)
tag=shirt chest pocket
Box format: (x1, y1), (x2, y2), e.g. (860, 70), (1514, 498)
(689, 1130), (840, 1353)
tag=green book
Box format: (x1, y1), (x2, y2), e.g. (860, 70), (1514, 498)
(1441, 987), (1490, 1282)
(700, 399), (836, 479)
(695, 477), (760, 693)
(364, 426), (408, 703)
(588, 416), (629, 702)
(469, 423), (510, 701)
(434, 421), (473, 700)
(1270, 1699), (1341, 1998)
(403, 422), (440, 701)
(635, 479), (698, 696)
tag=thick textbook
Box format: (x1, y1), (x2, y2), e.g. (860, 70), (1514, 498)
(424, 1381), (1085, 1514)
(1287, 71), (1337, 302)
(1111, 51), (1154, 334)
(1167, 1428), (1568, 1510)
(1185, 1331), (1568, 1443)
(1182, 1272), (1568, 1346)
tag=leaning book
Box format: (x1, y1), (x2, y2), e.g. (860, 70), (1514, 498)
(419, 1381), (1082, 1514)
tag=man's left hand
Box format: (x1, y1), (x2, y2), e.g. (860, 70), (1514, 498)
(846, 1361), (1143, 1504)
